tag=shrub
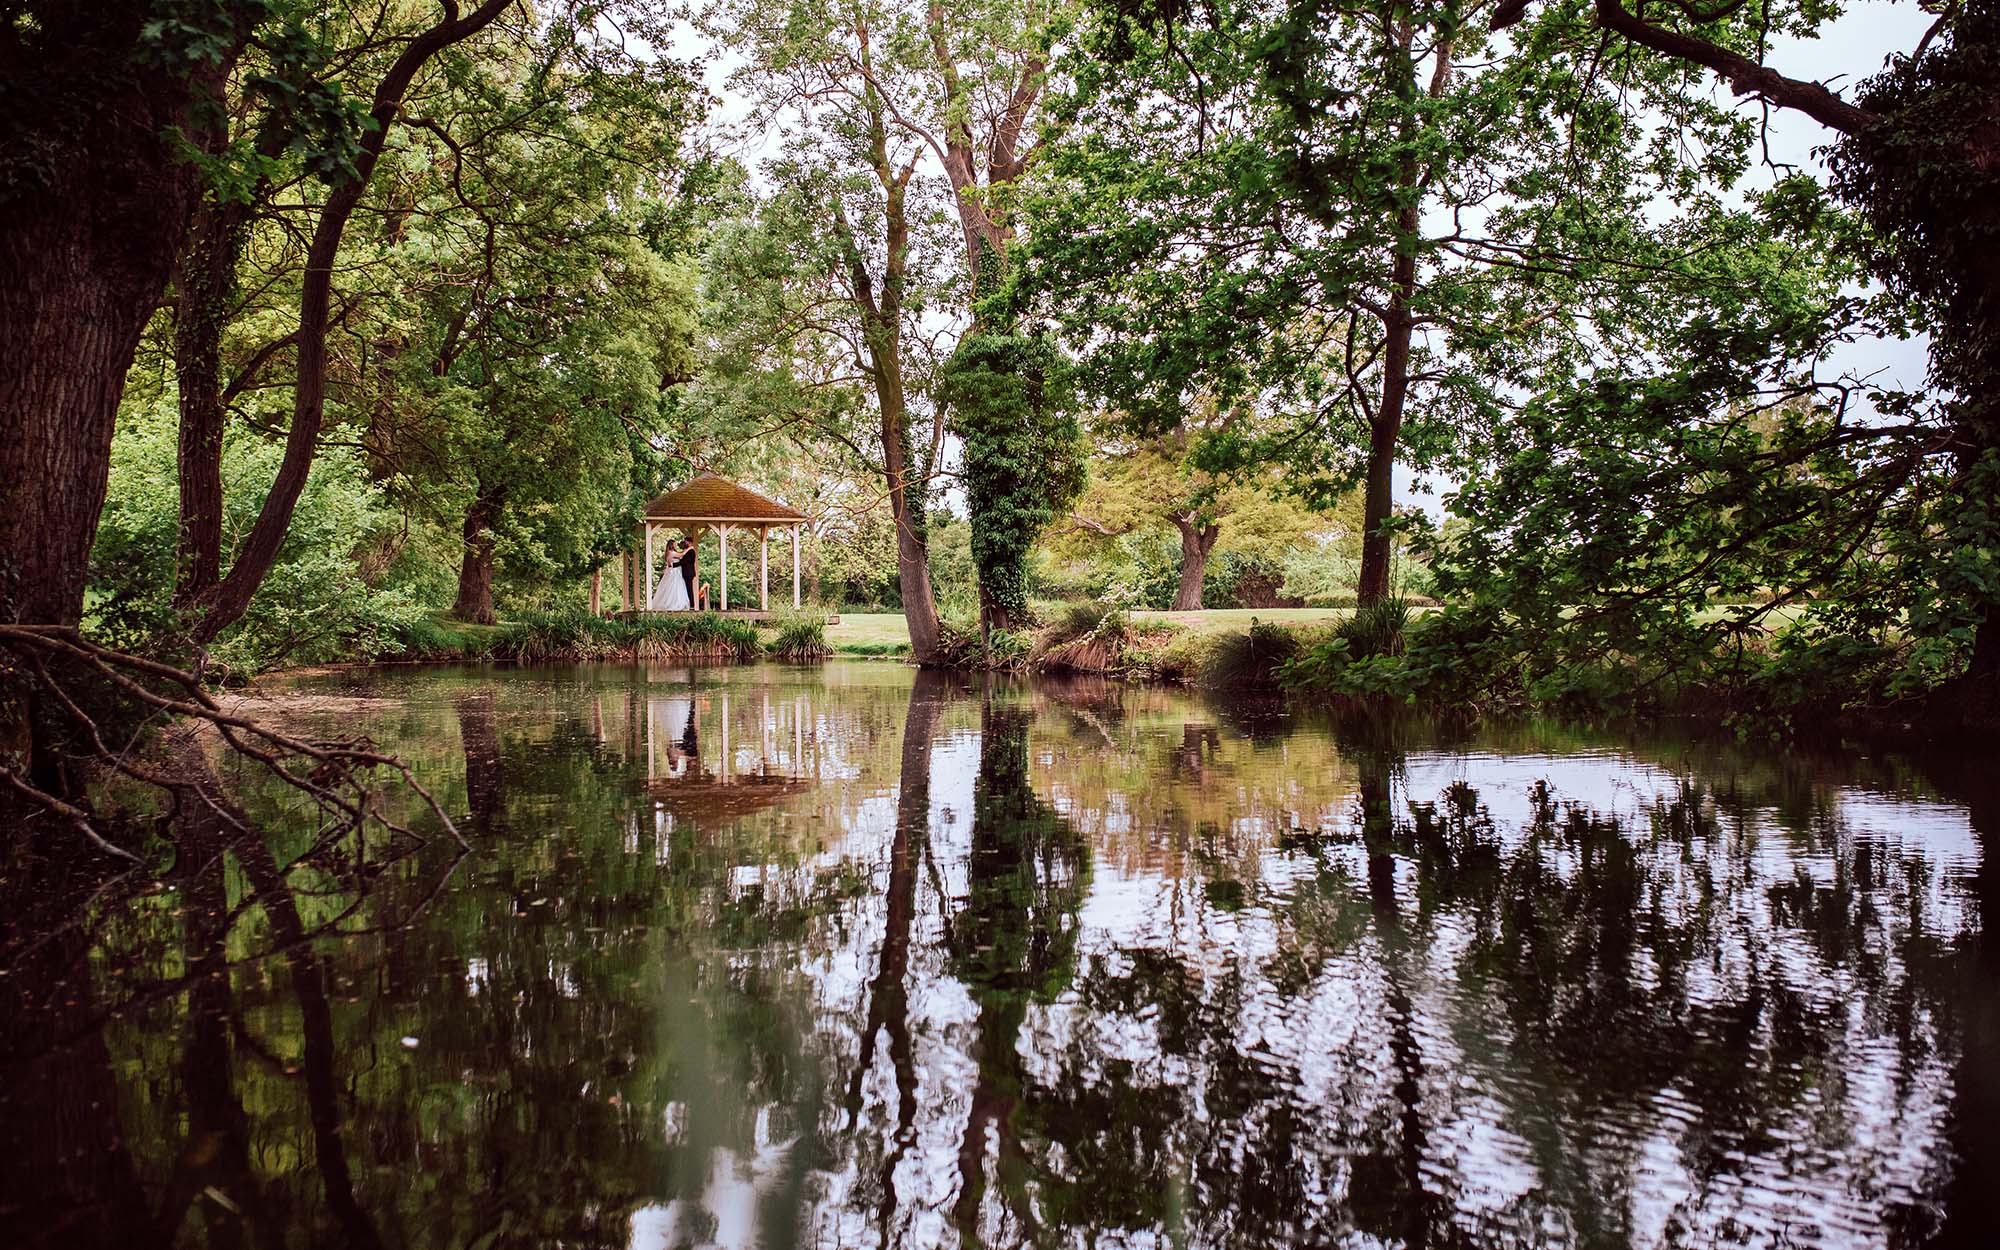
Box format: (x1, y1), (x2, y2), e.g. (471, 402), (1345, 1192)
(1201, 618), (1300, 687)
(1037, 601), (1136, 671)
(88, 398), (426, 673)
(495, 611), (761, 663)
(386, 616), (498, 662)
(769, 614), (833, 661)
(1339, 596), (1411, 660)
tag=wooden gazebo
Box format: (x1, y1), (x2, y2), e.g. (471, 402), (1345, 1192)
(617, 474), (808, 616)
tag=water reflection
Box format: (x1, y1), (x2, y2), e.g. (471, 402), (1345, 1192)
(1, 662), (1995, 1249)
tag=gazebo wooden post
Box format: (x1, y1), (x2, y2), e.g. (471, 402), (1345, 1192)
(640, 520), (656, 608)
(718, 524), (729, 611)
(633, 519), (647, 610)
(758, 526), (769, 612)
(792, 523), (801, 609)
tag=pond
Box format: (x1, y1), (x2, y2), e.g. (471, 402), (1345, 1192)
(3, 660), (1997, 1249)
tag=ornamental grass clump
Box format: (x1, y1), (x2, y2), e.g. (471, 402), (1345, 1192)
(497, 611), (760, 663)
(497, 610), (610, 663)
(769, 615), (833, 661)
(628, 614), (761, 662)
(1337, 596), (1410, 660)
(1201, 618), (1301, 687)
(1038, 603), (1130, 672)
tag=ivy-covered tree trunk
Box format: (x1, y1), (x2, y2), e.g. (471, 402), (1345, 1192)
(452, 488), (503, 625)
(944, 335), (1085, 640)
(1172, 516), (1220, 611)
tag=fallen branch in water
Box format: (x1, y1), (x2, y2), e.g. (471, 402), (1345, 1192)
(1, 624), (468, 860)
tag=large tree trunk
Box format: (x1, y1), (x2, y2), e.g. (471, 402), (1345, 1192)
(1171, 516), (1220, 610)
(837, 144), (942, 662)
(1357, 215), (1420, 609)
(171, 194), (258, 606)
(0, 7), (249, 628)
(451, 490), (502, 625)
(883, 388), (943, 661)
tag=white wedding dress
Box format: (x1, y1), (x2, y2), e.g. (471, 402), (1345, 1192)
(648, 564), (692, 611)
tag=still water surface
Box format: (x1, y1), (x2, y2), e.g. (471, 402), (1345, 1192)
(4, 661), (1998, 1249)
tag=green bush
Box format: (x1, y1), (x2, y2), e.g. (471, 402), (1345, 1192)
(387, 616), (498, 661)
(495, 610), (761, 663)
(1201, 618), (1301, 687)
(1046, 600), (1120, 645)
(88, 398), (426, 673)
(1339, 596), (1411, 660)
(768, 614), (833, 661)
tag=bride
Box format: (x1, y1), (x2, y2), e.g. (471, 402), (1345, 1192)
(648, 539), (692, 611)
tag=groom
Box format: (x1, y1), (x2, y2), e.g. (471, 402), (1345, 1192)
(674, 537), (707, 610)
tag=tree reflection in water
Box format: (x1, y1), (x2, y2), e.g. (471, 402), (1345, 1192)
(0, 663), (1994, 1249)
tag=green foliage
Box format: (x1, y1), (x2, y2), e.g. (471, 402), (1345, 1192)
(924, 512), (981, 617)
(930, 616), (1032, 670)
(1200, 619), (1300, 688)
(495, 611), (762, 664)
(346, 25), (705, 613)
(386, 615), (501, 662)
(1831, 3), (2000, 444)
(1048, 601), (1126, 647)
(768, 614), (834, 661)
(1280, 603), (1523, 710)
(89, 399), (422, 674)
(940, 333), (1087, 620)
(1338, 597), (1410, 661)
(1016, 0), (1765, 509)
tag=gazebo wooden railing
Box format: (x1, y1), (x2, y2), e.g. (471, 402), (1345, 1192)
(611, 474), (809, 617)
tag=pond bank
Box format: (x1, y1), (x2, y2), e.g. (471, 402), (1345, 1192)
(355, 604), (1996, 744)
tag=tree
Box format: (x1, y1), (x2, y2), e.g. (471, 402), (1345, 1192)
(938, 333), (1085, 632)
(892, 0), (1079, 632)
(1471, 0), (2000, 716)
(349, 35), (703, 622)
(2, 1), (262, 628)
(707, 1), (963, 659)
(709, 0), (1079, 657)
(1059, 401), (1340, 609)
(1016, 0), (1772, 606)
(168, 11), (370, 608)
(663, 188), (910, 609)
(182, 0), (517, 646)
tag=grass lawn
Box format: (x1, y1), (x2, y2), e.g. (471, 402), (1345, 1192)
(1131, 607), (1348, 634)
(821, 606), (1353, 655)
(824, 612), (916, 655)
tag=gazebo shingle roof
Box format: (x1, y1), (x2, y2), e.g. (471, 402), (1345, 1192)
(643, 473), (806, 523)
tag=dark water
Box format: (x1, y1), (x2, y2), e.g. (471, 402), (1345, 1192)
(4, 661), (1999, 1249)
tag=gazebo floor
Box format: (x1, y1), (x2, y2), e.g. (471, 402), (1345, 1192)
(615, 609), (837, 624)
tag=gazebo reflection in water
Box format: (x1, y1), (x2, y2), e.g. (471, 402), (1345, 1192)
(627, 668), (816, 836)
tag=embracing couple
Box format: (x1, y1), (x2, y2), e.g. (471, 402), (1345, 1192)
(647, 537), (711, 612)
